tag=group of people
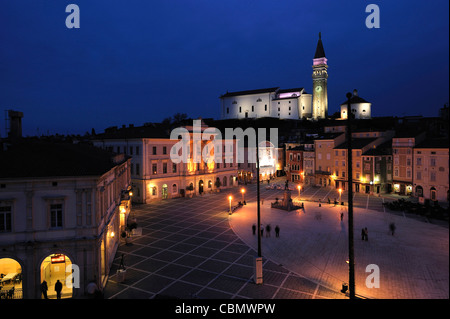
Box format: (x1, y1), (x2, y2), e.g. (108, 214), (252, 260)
(40, 279), (62, 299)
(252, 224), (280, 238)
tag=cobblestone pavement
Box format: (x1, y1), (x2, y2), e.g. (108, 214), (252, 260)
(104, 180), (448, 299)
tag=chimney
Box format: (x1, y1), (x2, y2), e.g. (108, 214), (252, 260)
(8, 110), (24, 138)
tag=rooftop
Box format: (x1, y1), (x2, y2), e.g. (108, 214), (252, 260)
(415, 138), (449, 149)
(0, 139), (126, 179)
(334, 138), (378, 150)
(220, 87), (279, 98)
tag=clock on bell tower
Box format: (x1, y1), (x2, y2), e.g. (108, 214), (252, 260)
(312, 32), (328, 120)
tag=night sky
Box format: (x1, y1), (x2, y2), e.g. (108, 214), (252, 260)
(0, 0), (448, 137)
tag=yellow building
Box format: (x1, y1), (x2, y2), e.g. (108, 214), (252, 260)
(413, 138), (449, 203)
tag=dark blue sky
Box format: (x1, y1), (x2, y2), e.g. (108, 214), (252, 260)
(1, 0), (448, 137)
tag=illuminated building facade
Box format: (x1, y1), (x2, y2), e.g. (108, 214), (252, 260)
(392, 132), (426, 195)
(93, 122), (238, 203)
(220, 34), (330, 121)
(413, 138), (449, 202)
(0, 140), (131, 299)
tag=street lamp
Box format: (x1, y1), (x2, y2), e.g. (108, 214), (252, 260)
(338, 188), (342, 205)
(241, 188), (245, 203)
(297, 185), (301, 199)
(228, 195), (232, 215)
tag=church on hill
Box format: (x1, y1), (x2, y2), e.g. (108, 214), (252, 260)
(219, 33), (372, 121)
(220, 33), (329, 121)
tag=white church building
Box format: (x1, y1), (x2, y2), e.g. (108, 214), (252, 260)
(219, 33), (372, 121)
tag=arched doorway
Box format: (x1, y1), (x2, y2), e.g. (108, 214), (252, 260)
(0, 258), (22, 299)
(415, 185), (423, 197)
(162, 184), (168, 199)
(199, 180), (204, 194)
(430, 187), (437, 201)
(40, 254), (73, 299)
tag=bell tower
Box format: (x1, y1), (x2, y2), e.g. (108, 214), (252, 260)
(312, 32), (328, 120)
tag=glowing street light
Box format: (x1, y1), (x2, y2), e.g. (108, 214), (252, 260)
(228, 195), (232, 215)
(338, 188), (343, 204)
(297, 185), (302, 199)
(241, 188), (246, 203)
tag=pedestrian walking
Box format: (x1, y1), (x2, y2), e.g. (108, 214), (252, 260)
(260, 224), (264, 237)
(266, 224), (271, 237)
(55, 279), (63, 299)
(119, 254), (126, 270)
(41, 280), (48, 299)
(361, 228), (365, 241)
(389, 223), (396, 236)
(328, 197), (330, 204)
(252, 224), (256, 235)
(275, 225), (280, 238)
(318, 199), (321, 207)
(364, 227), (369, 241)
(340, 212), (344, 221)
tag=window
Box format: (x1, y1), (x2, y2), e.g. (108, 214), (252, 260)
(416, 171), (422, 180)
(430, 172), (436, 182)
(152, 146), (157, 155)
(50, 204), (63, 228)
(342, 171), (345, 178)
(163, 146), (167, 155)
(252, 105), (254, 112)
(163, 163), (167, 174)
(239, 107), (242, 113)
(172, 163), (177, 173)
(135, 163), (140, 176)
(430, 157), (436, 167)
(172, 184), (177, 193)
(227, 107), (229, 114)
(129, 147), (133, 155)
(265, 105), (267, 111)
(131, 163), (134, 175)
(152, 187), (157, 196)
(0, 204), (12, 232)
(136, 146), (139, 155)
(152, 164), (157, 175)
(416, 157), (422, 165)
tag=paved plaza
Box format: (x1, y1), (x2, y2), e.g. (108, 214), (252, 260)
(104, 180), (449, 299)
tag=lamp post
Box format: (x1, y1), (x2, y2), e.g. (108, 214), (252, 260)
(297, 185), (301, 199)
(338, 188), (342, 205)
(241, 188), (245, 203)
(255, 128), (263, 284)
(346, 92), (356, 299)
(228, 195), (232, 215)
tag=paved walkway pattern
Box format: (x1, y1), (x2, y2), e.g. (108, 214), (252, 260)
(104, 181), (448, 299)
